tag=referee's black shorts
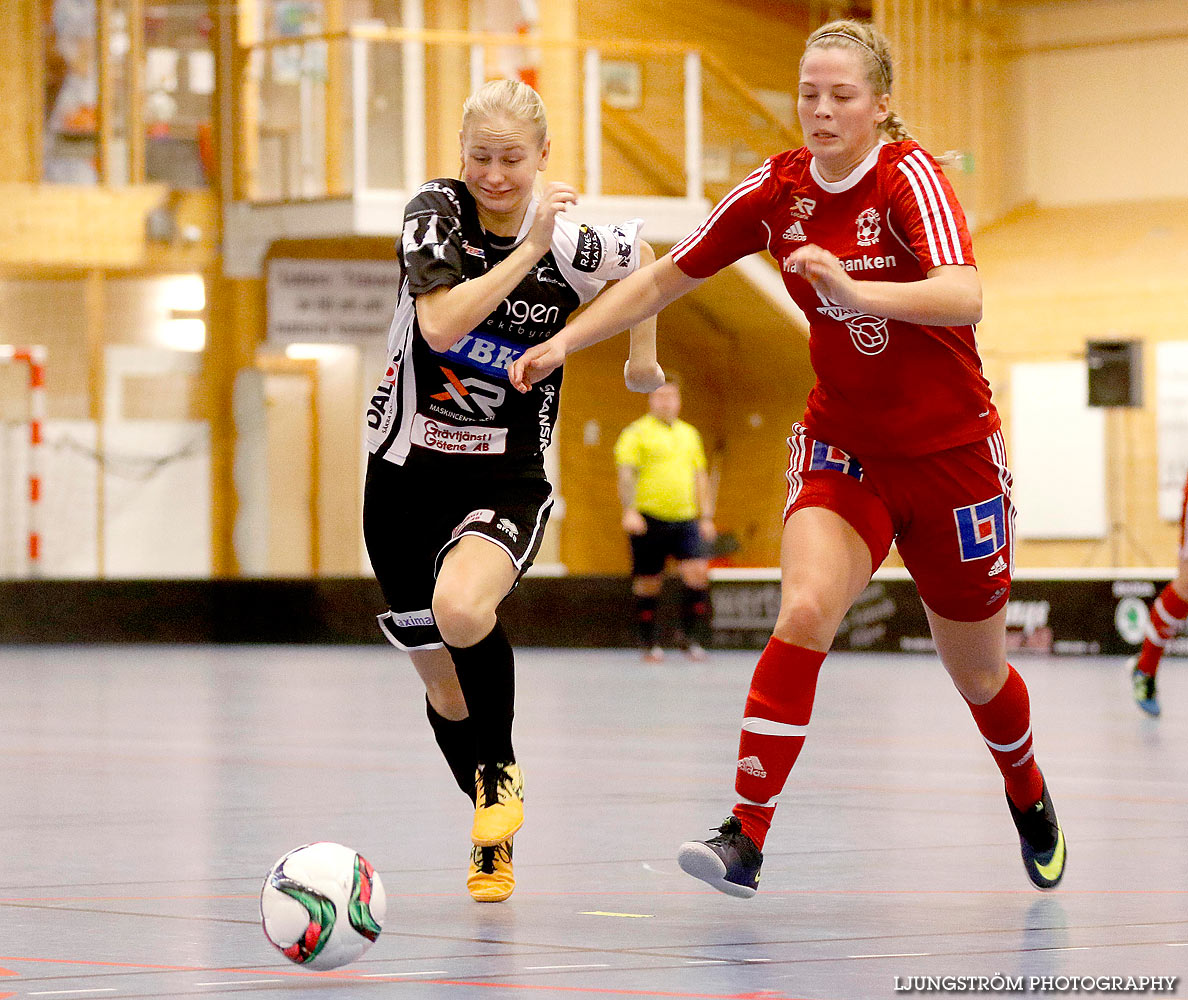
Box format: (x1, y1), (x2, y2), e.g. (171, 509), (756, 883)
(629, 514), (705, 576)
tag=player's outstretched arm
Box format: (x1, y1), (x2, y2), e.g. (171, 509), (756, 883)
(623, 242), (664, 392)
(510, 253), (702, 392)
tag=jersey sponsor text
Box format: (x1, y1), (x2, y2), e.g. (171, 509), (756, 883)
(392, 609), (436, 628)
(841, 253), (896, 272)
(538, 383), (556, 452)
(573, 224), (604, 272)
(439, 332), (525, 380)
(412, 414), (508, 455)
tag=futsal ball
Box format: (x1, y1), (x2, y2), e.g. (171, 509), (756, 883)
(260, 842), (387, 971)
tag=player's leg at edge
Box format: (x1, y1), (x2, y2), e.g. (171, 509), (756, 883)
(678, 506), (870, 898)
(929, 606), (1067, 891)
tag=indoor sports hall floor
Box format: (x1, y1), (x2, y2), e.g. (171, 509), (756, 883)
(0, 644), (1184, 1000)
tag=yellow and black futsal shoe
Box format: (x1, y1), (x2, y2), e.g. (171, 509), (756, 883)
(467, 838), (514, 902)
(1007, 777), (1066, 890)
(472, 761), (524, 847)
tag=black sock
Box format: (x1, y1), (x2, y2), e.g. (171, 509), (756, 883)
(680, 585), (712, 645)
(445, 620), (515, 765)
(424, 697), (477, 803)
(634, 594), (659, 647)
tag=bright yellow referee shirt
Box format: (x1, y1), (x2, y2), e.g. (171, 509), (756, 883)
(613, 414), (708, 522)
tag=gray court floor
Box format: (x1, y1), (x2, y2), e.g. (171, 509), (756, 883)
(0, 644), (1184, 1000)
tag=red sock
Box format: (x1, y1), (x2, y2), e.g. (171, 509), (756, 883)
(730, 637), (825, 850)
(964, 664), (1044, 810)
(1136, 583), (1188, 677)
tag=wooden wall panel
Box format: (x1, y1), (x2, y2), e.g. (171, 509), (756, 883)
(206, 273), (266, 576)
(976, 199), (1188, 567)
(0, 186), (219, 271)
(0, 1), (38, 183)
(423, 0), (471, 183)
(580, 0), (810, 91)
(579, 0), (810, 196)
(875, 0), (1026, 227)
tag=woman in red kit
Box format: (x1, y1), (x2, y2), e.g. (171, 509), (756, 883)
(511, 19), (1066, 896)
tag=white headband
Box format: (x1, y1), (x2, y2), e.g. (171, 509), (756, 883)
(812, 32), (890, 90)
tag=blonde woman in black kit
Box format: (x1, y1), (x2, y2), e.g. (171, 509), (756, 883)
(363, 79), (663, 902)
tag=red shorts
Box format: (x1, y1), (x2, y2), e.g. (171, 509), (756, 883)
(783, 423), (1014, 622)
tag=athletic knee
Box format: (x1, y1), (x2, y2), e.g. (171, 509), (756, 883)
(773, 592), (839, 648)
(948, 661), (1008, 705)
(432, 586), (496, 648)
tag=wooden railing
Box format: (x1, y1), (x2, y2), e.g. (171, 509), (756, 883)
(235, 27), (802, 205)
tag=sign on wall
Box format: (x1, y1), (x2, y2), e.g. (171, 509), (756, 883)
(266, 259), (400, 344)
(1010, 361), (1107, 539)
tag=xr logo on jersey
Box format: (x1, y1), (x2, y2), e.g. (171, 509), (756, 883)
(791, 196), (816, 220)
(432, 367), (506, 419)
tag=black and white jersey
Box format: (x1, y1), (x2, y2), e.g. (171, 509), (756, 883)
(365, 177), (641, 473)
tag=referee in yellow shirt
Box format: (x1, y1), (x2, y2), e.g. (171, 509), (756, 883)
(613, 378), (716, 661)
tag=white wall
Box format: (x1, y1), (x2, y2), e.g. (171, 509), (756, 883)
(1021, 0), (1188, 206)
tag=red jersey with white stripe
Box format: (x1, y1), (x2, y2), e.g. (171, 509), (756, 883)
(672, 140), (998, 458)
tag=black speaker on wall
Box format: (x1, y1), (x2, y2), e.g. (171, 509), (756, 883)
(1087, 339), (1143, 408)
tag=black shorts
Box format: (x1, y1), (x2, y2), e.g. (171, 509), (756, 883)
(363, 454), (553, 650)
(629, 514), (705, 576)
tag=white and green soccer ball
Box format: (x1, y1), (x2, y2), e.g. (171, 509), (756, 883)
(260, 842), (387, 971)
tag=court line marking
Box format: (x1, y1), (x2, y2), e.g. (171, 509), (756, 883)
(29, 991), (117, 996)
(360, 970), (448, 978)
(195, 980), (282, 986)
(524, 964), (611, 971)
(579, 911), (653, 918)
(847, 952), (931, 959)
